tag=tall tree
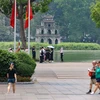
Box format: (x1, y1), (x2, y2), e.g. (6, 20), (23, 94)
(48, 0), (99, 42)
(0, 0), (52, 49)
(90, 0), (100, 43)
(90, 0), (100, 27)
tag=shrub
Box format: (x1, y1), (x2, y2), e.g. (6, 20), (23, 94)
(0, 42), (14, 50)
(15, 52), (36, 77)
(1, 42), (100, 50)
(0, 42), (49, 50)
(0, 50), (17, 77)
(0, 50), (36, 82)
(54, 42), (100, 50)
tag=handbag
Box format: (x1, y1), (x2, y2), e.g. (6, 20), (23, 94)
(88, 71), (93, 77)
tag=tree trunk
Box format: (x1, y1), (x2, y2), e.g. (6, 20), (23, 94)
(19, 4), (27, 49)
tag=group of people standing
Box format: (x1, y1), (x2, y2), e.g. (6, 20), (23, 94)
(39, 47), (54, 63)
(32, 46), (64, 63)
(32, 46), (54, 63)
(86, 60), (100, 94)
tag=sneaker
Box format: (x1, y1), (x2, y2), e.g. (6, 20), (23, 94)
(91, 92), (94, 94)
(86, 91), (91, 94)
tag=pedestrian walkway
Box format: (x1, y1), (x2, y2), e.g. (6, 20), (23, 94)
(0, 62), (100, 100)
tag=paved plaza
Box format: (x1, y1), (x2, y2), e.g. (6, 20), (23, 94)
(0, 62), (100, 100)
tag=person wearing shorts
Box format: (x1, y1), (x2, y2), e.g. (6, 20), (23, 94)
(91, 61), (100, 94)
(86, 60), (97, 94)
(7, 62), (17, 93)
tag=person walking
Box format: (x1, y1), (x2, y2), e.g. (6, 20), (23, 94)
(86, 60), (97, 94)
(60, 47), (63, 62)
(7, 62), (17, 93)
(91, 61), (100, 94)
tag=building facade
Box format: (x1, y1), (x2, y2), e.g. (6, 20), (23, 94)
(35, 15), (60, 44)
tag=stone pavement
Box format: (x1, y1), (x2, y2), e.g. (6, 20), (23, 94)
(0, 62), (100, 100)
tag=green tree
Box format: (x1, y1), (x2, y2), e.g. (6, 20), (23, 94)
(90, 0), (100, 43)
(48, 0), (100, 42)
(90, 0), (100, 27)
(0, 0), (52, 48)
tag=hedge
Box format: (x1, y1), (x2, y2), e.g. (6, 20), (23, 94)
(54, 42), (100, 50)
(0, 42), (100, 50)
(0, 42), (49, 50)
(15, 52), (36, 77)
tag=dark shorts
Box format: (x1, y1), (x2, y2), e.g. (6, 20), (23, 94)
(96, 78), (100, 82)
(8, 78), (15, 83)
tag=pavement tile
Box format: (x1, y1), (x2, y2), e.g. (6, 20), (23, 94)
(0, 62), (100, 100)
(36, 95), (53, 99)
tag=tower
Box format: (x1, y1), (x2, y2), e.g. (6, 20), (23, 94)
(35, 15), (60, 44)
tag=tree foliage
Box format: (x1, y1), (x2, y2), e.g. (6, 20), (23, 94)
(90, 0), (100, 27)
(0, 0), (52, 17)
(47, 0), (100, 43)
(1, 0), (100, 43)
(0, 0), (52, 48)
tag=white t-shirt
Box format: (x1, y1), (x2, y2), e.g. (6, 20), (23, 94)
(60, 47), (63, 53)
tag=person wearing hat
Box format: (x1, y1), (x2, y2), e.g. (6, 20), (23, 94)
(7, 62), (17, 93)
